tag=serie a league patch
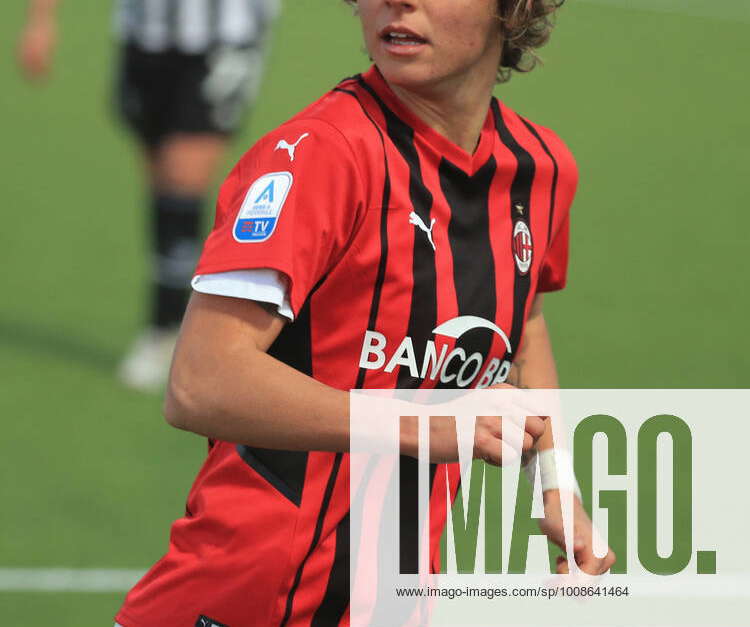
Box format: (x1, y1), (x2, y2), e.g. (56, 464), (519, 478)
(233, 172), (293, 243)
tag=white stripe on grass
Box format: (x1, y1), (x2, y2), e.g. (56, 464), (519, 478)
(578, 0), (750, 23)
(1, 569), (750, 598)
(0, 568), (145, 592)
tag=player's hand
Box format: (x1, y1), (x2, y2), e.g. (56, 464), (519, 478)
(539, 489), (616, 576)
(17, 17), (57, 80)
(424, 384), (548, 465)
(478, 382), (548, 466)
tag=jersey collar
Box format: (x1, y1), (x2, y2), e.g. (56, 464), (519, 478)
(362, 65), (496, 175)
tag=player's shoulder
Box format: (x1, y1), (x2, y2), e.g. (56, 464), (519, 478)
(239, 114), (355, 173)
(271, 77), (382, 157)
(497, 100), (578, 178)
(495, 100), (579, 211)
(287, 75), (378, 143)
(230, 76), (383, 192)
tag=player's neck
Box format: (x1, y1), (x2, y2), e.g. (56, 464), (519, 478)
(387, 72), (495, 155)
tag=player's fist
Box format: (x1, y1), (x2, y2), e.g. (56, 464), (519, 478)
(422, 398), (547, 466)
(17, 17), (57, 80)
(399, 383), (548, 465)
(479, 382), (549, 464)
(471, 412), (547, 466)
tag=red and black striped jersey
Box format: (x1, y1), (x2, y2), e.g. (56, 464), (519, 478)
(116, 65), (577, 627)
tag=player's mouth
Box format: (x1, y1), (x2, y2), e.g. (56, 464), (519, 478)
(379, 25), (429, 56)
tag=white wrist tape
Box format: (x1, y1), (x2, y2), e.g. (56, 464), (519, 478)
(523, 448), (581, 498)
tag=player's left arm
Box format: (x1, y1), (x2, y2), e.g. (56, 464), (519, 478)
(509, 294), (617, 576)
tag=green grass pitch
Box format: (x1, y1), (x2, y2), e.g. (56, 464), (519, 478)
(0, 0), (748, 623)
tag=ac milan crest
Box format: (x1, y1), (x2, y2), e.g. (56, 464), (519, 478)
(512, 220), (533, 274)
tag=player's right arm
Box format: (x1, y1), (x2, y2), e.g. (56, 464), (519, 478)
(165, 291), (352, 453)
(17, 0), (61, 80)
(165, 291), (546, 461)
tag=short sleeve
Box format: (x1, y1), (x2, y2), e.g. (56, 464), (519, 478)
(195, 119), (365, 316)
(537, 212), (569, 292)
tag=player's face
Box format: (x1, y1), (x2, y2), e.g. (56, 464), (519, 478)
(357, 0), (502, 95)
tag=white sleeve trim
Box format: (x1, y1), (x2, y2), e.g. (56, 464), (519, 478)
(191, 269), (294, 321)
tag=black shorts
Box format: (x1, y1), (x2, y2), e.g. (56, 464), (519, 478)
(115, 42), (266, 147)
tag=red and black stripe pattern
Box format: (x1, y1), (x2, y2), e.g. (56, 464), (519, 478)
(116, 65), (577, 627)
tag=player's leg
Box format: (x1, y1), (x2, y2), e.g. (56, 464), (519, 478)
(119, 44), (268, 390)
(148, 132), (227, 328)
(114, 45), (186, 390)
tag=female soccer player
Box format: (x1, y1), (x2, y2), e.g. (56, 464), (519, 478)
(115, 1), (615, 625)
(17, 0), (278, 391)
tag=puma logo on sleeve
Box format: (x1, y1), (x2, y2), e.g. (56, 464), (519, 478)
(274, 133), (310, 162)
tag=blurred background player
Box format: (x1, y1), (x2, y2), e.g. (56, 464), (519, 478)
(17, 0), (280, 391)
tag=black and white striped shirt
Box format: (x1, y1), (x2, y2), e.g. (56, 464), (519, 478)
(114, 0), (280, 53)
